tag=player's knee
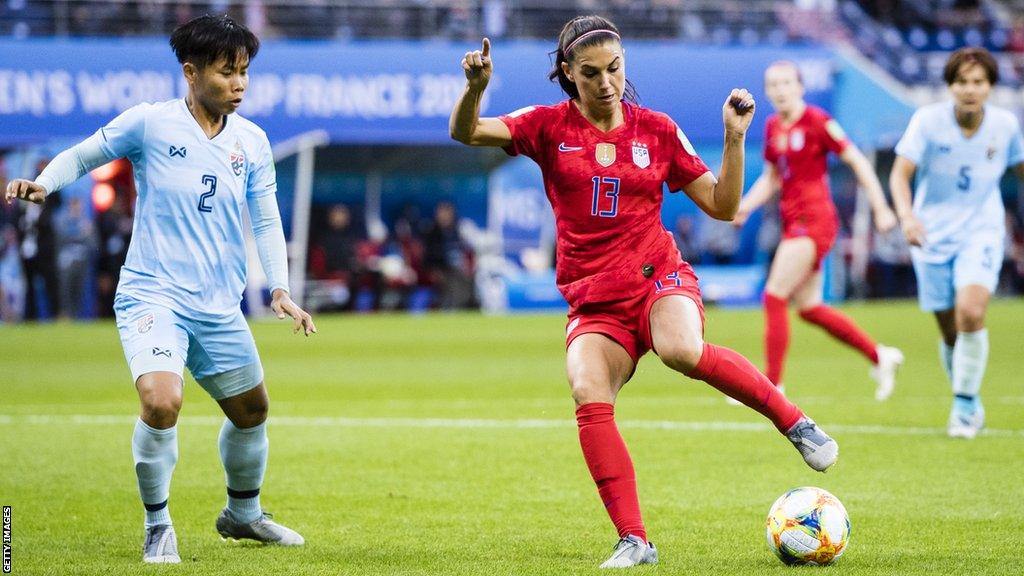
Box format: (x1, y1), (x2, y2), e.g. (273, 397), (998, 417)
(658, 337), (704, 374)
(236, 402), (269, 428)
(568, 373), (615, 405)
(956, 305), (986, 331)
(141, 394), (181, 428)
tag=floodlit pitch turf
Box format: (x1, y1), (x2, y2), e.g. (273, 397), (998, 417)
(2, 300), (1022, 575)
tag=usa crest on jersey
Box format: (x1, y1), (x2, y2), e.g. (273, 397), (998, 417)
(631, 142), (650, 169)
(789, 129), (805, 152)
(229, 139), (246, 177)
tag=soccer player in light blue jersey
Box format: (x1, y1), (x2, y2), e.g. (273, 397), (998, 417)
(890, 47), (1024, 439)
(5, 15), (316, 563)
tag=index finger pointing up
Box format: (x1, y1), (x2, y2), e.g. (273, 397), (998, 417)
(482, 37), (491, 58)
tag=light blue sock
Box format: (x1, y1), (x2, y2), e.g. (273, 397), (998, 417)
(938, 340), (954, 384)
(219, 419), (268, 524)
(952, 329), (988, 402)
(132, 418), (177, 528)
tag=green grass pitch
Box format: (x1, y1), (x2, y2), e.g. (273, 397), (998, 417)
(2, 300), (1022, 575)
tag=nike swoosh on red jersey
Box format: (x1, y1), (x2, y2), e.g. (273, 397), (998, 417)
(558, 143), (584, 152)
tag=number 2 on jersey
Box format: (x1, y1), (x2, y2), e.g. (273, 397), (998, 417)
(198, 174), (217, 213)
(591, 176), (620, 218)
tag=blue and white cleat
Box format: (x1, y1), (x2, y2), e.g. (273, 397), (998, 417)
(216, 509), (305, 546)
(786, 417), (838, 472)
(599, 534), (658, 569)
(948, 402), (985, 439)
(870, 345), (904, 401)
(142, 524), (180, 564)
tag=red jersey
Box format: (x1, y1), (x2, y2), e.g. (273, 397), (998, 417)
(763, 105), (849, 225)
(500, 100), (710, 307)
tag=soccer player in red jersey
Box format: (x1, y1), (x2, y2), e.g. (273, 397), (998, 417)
(733, 61), (904, 402)
(450, 16), (838, 568)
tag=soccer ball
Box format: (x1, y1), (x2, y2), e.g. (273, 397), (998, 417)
(766, 486), (850, 565)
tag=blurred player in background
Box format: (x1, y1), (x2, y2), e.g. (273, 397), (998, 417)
(450, 15), (838, 568)
(5, 15), (315, 563)
(890, 47), (1024, 439)
(733, 61), (904, 400)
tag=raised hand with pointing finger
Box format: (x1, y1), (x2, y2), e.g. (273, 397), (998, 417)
(461, 38), (492, 93)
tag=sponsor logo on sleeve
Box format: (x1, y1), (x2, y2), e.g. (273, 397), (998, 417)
(507, 106), (536, 118)
(824, 119), (846, 142)
(676, 126), (697, 156)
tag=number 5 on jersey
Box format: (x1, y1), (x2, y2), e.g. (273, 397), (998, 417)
(591, 176), (620, 217)
(198, 174), (217, 213)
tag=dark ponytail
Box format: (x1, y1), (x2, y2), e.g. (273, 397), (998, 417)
(547, 15), (639, 103)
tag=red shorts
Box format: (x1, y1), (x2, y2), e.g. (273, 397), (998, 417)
(782, 217), (838, 271)
(565, 262), (705, 364)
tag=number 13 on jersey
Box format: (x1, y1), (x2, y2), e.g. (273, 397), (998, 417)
(591, 176), (620, 218)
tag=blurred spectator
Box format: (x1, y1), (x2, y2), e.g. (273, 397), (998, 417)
(308, 203), (370, 311)
(699, 215), (739, 265)
(0, 224), (26, 322)
(869, 226), (915, 298)
(423, 201), (475, 309)
(672, 214), (700, 264)
(376, 206), (427, 311)
(96, 198), (133, 316)
(54, 197), (97, 320)
(16, 169), (59, 320)
(0, 0), (53, 38)
(756, 200), (782, 264)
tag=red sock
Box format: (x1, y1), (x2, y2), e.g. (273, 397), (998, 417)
(688, 343), (803, 433)
(576, 403), (646, 543)
(799, 305), (879, 364)
(763, 293), (789, 386)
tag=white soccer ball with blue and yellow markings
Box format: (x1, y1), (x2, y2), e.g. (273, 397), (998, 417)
(766, 486), (850, 565)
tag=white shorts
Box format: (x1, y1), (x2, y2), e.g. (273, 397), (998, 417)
(912, 237), (1003, 312)
(114, 294), (264, 399)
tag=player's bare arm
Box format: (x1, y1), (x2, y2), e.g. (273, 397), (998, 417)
(450, 38), (512, 147)
(684, 89), (755, 220)
(733, 163), (779, 227)
(889, 155), (925, 246)
(839, 145), (898, 233)
(270, 288), (317, 336)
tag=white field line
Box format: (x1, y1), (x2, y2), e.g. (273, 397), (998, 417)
(0, 414), (1021, 438)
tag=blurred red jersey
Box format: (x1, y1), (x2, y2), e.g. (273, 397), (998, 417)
(763, 105), (849, 226)
(500, 100), (710, 308)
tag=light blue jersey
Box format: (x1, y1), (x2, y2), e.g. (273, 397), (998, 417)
(894, 101), (1024, 264)
(97, 98), (277, 320)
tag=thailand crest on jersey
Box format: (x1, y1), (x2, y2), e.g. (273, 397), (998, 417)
(789, 129), (805, 152)
(631, 142), (650, 169)
(230, 139), (246, 177)
(596, 143), (616, 167)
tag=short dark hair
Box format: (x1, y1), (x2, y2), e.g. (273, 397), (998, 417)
(943, 47), (998, 85)
(170, 14), (259, 70)
(548, 15), (638, 103)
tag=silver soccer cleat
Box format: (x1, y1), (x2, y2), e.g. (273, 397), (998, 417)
(870, 345), (905, 401)
(599, 534), (658, 569)
(142, 524), (180, 564)
(786, 417), (838, 472)
(947, 402), (985, 439)
(216, 509), (305, 546)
